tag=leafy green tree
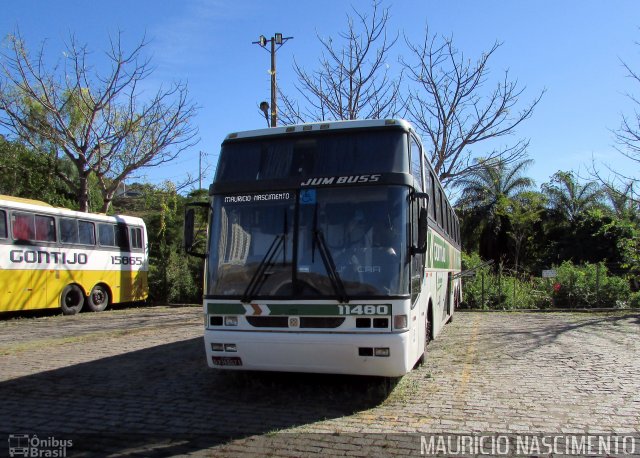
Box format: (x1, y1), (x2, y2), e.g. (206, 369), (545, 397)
(598, 213), (639, 290)
(111, 182), (205, 304)
(0, 32), (198, 213)
(539, 206), (636, 280)
(0, 136), (103, 208)
(496, 191), (546, 272)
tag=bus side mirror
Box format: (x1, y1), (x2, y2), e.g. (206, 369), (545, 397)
(414, 208), (429, 255)
(412, 192), (429, 256)
(184, 202), (209, 258)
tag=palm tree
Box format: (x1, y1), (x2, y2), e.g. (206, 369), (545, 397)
(456, 158), (535, 264)
(457, 158), (535, 210)
(542, 171), (603, 223)
(603, 181), (638, 220)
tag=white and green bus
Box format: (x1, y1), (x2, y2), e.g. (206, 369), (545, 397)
(185, 119), (461, 377)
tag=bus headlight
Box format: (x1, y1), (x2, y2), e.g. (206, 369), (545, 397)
(393, 314), (408, 330)
(225, 316), (238, 326)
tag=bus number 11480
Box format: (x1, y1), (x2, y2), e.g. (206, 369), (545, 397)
(337, 305), (389, 315)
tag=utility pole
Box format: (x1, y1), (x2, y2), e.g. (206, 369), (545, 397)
(199, 150), (204, 190)
(253, 33), (293, 127)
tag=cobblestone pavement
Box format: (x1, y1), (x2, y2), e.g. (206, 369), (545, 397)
(0, 306), (638, 457)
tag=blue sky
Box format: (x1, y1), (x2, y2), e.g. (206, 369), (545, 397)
(1, 0), (639, 191)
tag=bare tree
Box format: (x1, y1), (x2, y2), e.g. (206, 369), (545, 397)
(0, 31), (198, 212)
(603, 52), (640, 205)
(401, 28), (544, 187)
(278, 1), (403, 124)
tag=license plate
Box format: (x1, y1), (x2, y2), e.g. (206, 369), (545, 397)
(212, 356), (243, 367)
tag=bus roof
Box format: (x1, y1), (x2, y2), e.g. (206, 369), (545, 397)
(0, 195), (54, 207)
(224, 118), (414, 141)
(0, 195), (145, 226)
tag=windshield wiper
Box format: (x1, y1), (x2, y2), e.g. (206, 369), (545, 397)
(241, 233), (285, 303)
(311, 204), (349, 303)
(314, 230), (349, 303)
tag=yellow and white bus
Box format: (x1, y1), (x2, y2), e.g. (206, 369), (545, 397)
(185, 119), (461, 377)
(0, 195), (148, 314)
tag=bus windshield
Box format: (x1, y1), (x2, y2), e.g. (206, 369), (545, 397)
(206, 186), (410, 299)
(216, 130), (408, 183)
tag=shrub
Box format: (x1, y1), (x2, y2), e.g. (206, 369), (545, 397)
(461, 257), (632, 310)
(461, 254), (541, 310)
(551, 261), (631, 308)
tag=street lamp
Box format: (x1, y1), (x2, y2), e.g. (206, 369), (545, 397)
(259, 101), (270, 127)
(253, 33), (293, 127)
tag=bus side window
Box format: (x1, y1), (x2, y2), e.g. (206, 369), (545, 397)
(35, 215), (56, 242)
(79, 221), (96, 245)
(116, 224), (129, 250)
(430, 173), (437, 221)
(130, 227), (143, 250)
(98, 223), (116, 246)
(0, 210), (6, 238)
(410, 136), (424, 191)
(12, 212), (35, 241)
(436, 188), (443, 228)
(60, 218), (78, 244)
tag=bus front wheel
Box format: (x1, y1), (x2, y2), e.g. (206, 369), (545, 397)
(61, 285), (84, 315)
(419, 307), (433, 366)
(87, 285), (110, 312)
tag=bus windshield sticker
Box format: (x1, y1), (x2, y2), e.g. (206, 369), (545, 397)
(300, 189), (316, 205)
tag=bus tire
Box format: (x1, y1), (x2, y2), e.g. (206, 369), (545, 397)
(419, 306), (433, 366)
(61, 285), (84, 315)
(87, 284), (110, 312)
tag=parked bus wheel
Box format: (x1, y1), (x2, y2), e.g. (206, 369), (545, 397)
(86, 284), (110, 312)
(419, 305), (433, 366)
(61, 285), (84, 315)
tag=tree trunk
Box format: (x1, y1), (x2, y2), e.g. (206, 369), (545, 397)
(78, 172), (90, 213)
(101, 192), (114, 214)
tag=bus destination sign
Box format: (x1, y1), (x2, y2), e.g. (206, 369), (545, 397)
(223, 192), (293, 204)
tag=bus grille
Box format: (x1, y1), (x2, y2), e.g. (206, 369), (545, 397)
(300, 317), (345, 328)
(246, 316), (288, 327)
(246, 316), (345, 328)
